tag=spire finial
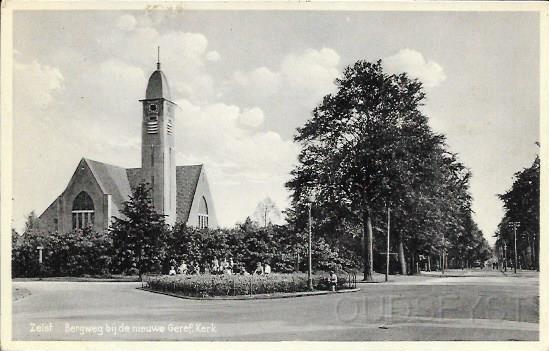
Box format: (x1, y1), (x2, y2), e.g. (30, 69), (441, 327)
(156, 46), (161, 70)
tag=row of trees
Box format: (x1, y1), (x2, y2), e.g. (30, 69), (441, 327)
(286, 60), (491, 280)
(494, 156), (539, 270)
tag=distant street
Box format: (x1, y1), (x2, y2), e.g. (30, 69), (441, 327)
(12, 270), (538, 341)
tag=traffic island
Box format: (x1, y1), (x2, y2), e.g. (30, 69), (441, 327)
(137, 286), (360, 300)
(140, 273), (359, 300)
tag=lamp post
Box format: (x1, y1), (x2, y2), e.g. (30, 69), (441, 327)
(386, 205), (391, 282)
(307, 194), (315, 291)
(509, 221), (520, 274)
(503, 242), (507, 272)
(441, 234), (445, 275)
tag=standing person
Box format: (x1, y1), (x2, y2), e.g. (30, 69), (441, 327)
(254, 262), (264, 275)
(194, 261), (201, 275)
(229, 257), (234, 269)
(264, 262), (271, 275)
(329, 271), (338, 292)
(221, 257), (229, 271)
(203, 262), (210, 275)
(212, 257), (219, 274)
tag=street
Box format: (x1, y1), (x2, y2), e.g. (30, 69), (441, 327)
(12, 270), (538, 341)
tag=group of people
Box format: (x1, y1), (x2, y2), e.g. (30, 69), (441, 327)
(168, 257), (272, 276)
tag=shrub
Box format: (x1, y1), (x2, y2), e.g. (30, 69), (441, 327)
(12, 228), (113, 277)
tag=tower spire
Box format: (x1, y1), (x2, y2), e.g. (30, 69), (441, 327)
(157, 46), (161, 70)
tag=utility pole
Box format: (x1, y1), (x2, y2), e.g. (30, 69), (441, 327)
(386, 206), (390, 282)
(308, 202), (312, 290)
(509, 221), (520, 274)
(503, 242), (507, 272)
(307, 195), (315, 291)
(441, 232), (445, 275)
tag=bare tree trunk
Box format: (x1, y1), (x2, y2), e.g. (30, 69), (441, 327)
(362, 206), (374, 281)
(398, 234), (407, 275)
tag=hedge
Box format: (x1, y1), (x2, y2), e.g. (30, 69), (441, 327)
(12, 222), (358, 278)
(143, 272), (356, 297)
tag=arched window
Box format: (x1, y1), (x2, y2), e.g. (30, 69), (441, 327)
(198, 196), (209, 229)
(72, 191), (95, 230)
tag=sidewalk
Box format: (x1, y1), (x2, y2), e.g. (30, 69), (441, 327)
(420, 269), (539, 278)
(354, 269), (539, 283)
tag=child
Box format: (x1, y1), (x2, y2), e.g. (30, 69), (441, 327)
(254, 262), (264, 275)
(178, 261), (188, 275)
(169, 266), (176, 276)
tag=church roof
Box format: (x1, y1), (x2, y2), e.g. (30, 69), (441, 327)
(126, 164), (203, 223)
(145, 69), (171, 100)
(175, 165), (203, 223)
(80, 158), (203, 223)
(84, 158), (132, 212)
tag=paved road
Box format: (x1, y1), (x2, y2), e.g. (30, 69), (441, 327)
(12, 273), (538, 341)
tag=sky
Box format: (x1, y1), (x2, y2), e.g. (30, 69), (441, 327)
(11, 10), (540, 244)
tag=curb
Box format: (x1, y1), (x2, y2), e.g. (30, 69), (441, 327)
(13, 277), (140, 283)
(137, 287), (360, 300)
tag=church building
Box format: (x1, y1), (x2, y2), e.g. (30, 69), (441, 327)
(38, 60), (218, 232)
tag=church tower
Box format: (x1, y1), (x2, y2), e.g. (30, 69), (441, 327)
(140, 56), (177, 225)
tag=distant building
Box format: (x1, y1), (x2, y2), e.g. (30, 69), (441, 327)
(38, 60), (217, 232)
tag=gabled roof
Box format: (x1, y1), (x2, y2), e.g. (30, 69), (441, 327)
(71, 159), (203, 223)
(126, 167), (144, 190)
(84, 158), (132, 210)
(175, 165), (203, 223)
(126, 165), (203, 223)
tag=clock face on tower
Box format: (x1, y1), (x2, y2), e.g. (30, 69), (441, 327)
(149, 103), (158, 112)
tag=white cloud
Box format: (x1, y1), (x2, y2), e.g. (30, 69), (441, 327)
(14, 60), (64, 110)
(231, 66), (281, 98)
(239, 107), (265, 128)
(174, 99), (299, 226)
(206, 50), (221, 62)
(384, 48), (446, 88)
(116, 14), (137, 31)
(280, 47), (340, 96)
(226, 47), (340, 108)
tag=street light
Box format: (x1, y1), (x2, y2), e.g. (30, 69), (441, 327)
(307, 194), (316, 291)
(441, 235), (445, 275)
(503, 241), (507, 272)
(386, 204), (391, 282)
(509, 222), (520, 274)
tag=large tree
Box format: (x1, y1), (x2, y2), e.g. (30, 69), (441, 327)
(110, 183), (170, 278)
(495, 156), (539, 270)
(287, 60), (445, 280)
